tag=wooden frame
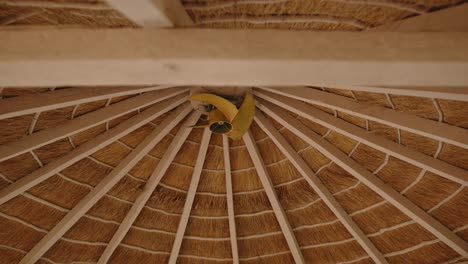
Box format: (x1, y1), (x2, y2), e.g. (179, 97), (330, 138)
(254, 111), (388, 264)
(168, 128), (212, 264)
(1, 29), (468, 87)
(19, 104), (192, 264)
(97, 111), (200, 264)
(243, 131), (306, 264)
(257, 87), (468, 149)
(254, 90), (468, 186)
(223, 135), (240, 264)
(257, 100), (468, 258)
(0, 89), (187, 162)
(0, 100), (188, 206)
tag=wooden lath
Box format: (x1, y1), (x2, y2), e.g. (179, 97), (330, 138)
(18, 104), (192, 264)
(257, 87), (468, 149)
(0, 88), (188, 162)
(257, 100), (468, 258)
(254, 90), (468, 186)
(105, 0), (193, 27)
(1, 29), (468, 87)
(168, 128), (212, 264)
(0, 98), (188, 206)
(97, 111), (201, 264)
(243, 130), (306, 264)
(254, 111), (389, 264)
(223, 135), (240, 264)
(0, 85), (182, 120)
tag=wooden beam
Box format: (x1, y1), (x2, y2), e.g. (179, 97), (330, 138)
(371, 3), (468, 32)
(168, 128), (211, 264)
(254, 91), (468, 186)
(243, 131), (305, 264)
(0, 89), (188, 162)
(0, 99), (188, 206)
(1, 29), (468, 87)
(104, 0), (193, 27)
(257, 101), (468, 258)
(254, 111), (388, 263)
(223, 135), (239, 264)
(0, 85), (181, 120)
(257, 87), (468, 149)
(97, 111), (200, 264)
(19, 104), (192, 264)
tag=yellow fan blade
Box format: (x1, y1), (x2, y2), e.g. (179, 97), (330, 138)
(190, 93), (238, 121)
(227, 92), (255, 140)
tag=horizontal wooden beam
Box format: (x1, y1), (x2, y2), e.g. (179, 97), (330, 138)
(19, 104), (192, 264)
(257, 100), (468, 258)
(244, 131), (305, 264)
(1, 29), (468, 87)
(0, 0), (111, 10)
(168, 128), (211, 264)
(254, 90), (468, 186)
(257, 87), (468, 149)
(98, 111), (200, 264)
(0, 89), (188, 162)
(254, 111), (388, 264)
(0, 99), (188, 206)
(0, 85), (181, 120)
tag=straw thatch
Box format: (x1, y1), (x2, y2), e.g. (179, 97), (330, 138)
(0, 0), (467, 263)
(0, 84), (466, 263)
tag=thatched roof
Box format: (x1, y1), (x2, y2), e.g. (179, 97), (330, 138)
(0, 85), (467, 264)
(0, 1), (467, 264)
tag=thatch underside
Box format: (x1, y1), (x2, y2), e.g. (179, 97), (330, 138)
(0, 85), (466, 264)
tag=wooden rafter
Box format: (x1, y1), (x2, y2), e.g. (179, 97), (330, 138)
(316, 86), (468, 102)
(97, 111), (201, 264)
(257, 87), (468, 149)
(0, 85), (182, 120)
(223, 135), (239, 264)
(257, 101), (468, 258)
(105, 0), (193, 27)
(254, 91), (468, 186)
(19, 104), (192, 264)
(168, 128), (212, 264)
(1, 29), (468, 87)
(254, 111), (388, 264)
(0, 99), (189, 206)
(243, 131), (306, 264)
(0, 89), (188, 162)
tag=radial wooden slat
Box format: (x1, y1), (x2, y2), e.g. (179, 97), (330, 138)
(256, 87), (468, 149)
(223, 135), (239, 264)
(0, 98), (188, 206)
(0, 88), (188, 162)
(257, 100), (468, 258)
(97, 111), (201, 264)
(0, 85), (182, 120)
(18, 104), (192, 264)
(254, 111), (388, 264)
(168, 128), (212, 264)
(254, 90), (468, 186)
(243, 130), (306, 264)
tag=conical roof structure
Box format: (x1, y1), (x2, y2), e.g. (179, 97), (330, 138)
(0, 1), (467, 264)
